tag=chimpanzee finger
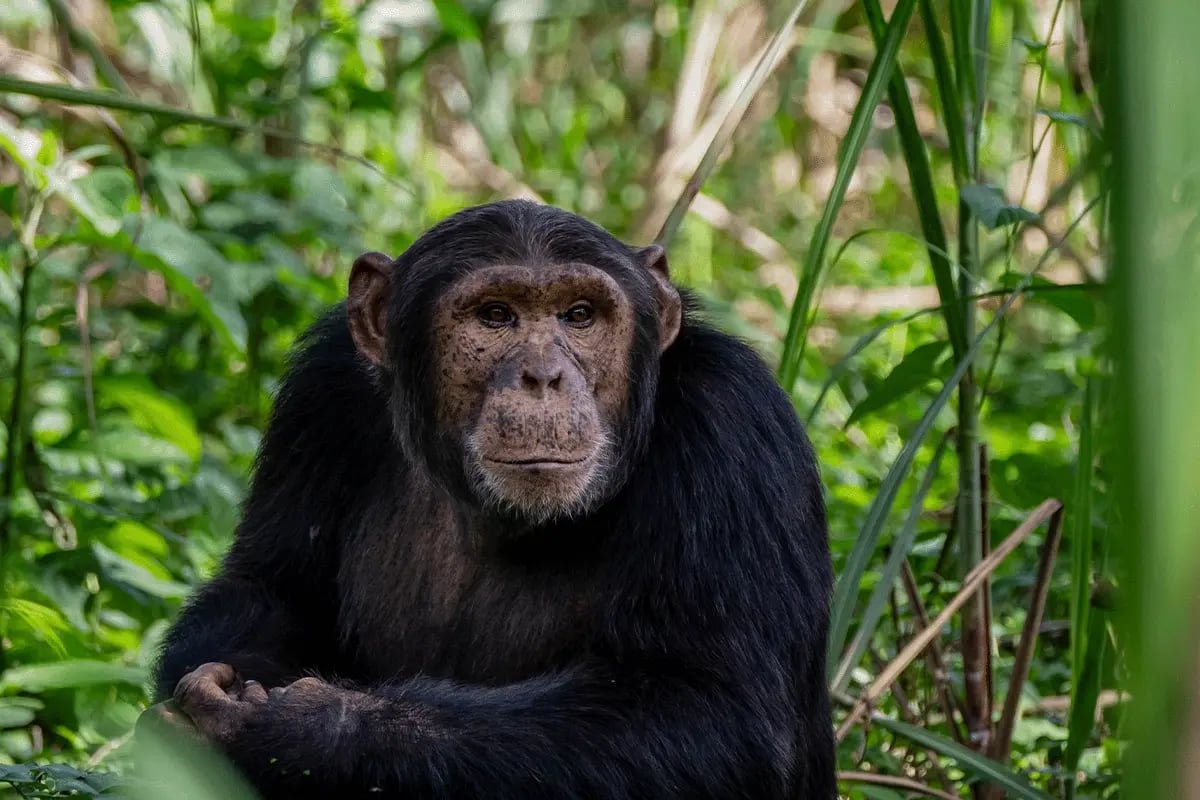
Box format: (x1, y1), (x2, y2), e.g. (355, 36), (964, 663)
(241, 680), (269, 705)
(174, 662), (238, 713)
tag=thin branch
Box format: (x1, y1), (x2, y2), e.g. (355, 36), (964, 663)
(901, 560), (969, 745)
(839, 770), (963, 800)
(987, 506), (1067, 777)
(837, 499), (1064, 739)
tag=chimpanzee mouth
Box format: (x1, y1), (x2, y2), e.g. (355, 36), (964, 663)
(485, 456), (590, 468)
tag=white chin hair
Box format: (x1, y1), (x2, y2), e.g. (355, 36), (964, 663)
(466, 438), (613, 525)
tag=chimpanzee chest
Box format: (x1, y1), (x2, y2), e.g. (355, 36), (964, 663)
(334, 500), (597, 685)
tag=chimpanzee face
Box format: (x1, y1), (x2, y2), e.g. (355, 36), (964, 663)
(429, 262), (637, 522)
(345, 202), (681, 527)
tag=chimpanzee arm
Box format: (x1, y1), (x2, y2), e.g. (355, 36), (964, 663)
(154, 309), (388, 699)
(208, 661), (799, 799)
(152, 473), (345, 698)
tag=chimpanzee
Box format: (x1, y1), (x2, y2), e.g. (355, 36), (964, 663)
(143, 200), (835, 799)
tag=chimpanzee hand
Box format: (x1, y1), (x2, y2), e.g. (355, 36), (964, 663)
(160, 662), (267, 746)
(171, 665), (370, 753)
(137, 662), (253, 745)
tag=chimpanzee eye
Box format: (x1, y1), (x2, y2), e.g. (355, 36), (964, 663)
(478, 303), (516, 327)
(563, 303), (594, 328)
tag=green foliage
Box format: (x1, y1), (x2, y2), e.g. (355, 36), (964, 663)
(0, 0), (1137, 797)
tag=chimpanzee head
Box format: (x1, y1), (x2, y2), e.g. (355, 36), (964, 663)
(346, 201), (682, 526)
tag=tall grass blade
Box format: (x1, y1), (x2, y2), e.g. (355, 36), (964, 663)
(828, 277), (1021, 674)
(918, 0), (968, 181)
(654, 0), (812, 248)
(861, 0), (966, 359)
(831, 432), (951, 692)
(871, 717), (1053, 800)
(777, 0), (919, 391)
(1065, 374), (1099, 777)
(826, 196), (1101, 679)
(1109, 0), (1200, 795)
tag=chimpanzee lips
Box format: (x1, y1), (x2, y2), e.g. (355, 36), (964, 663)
(488, 456), (589, 466)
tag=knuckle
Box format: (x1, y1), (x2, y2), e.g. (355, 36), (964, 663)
(174, 676), (199, 704)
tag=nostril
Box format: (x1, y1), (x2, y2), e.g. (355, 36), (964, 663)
(520, 366), (564, 393)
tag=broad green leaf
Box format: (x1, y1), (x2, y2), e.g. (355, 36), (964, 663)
(960, 184), (1040, 230)
(1028, 277), (1098, 328)
(0, 697), (43, 729)
(432, 0), (481, 40)
(0, 660), (145, 693)
(129, 216), (248, 351)
(93, 543), (190, 599)
(872, 717), (1054, 800)
(99, 375), (202, 462)
(0, 599), (69, 657)
(155, 146), (252, 186)
(1038, 108), (1100, 134)
(45, 159), (129, 238)
(92, 426), (191, 465)
(0, 762), (122, 795)
(846, 341), (949, 426)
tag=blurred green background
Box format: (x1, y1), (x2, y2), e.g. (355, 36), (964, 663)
(0, 0), (1195, 797)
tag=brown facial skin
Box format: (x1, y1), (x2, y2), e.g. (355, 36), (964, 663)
(348, 250), (681, 524)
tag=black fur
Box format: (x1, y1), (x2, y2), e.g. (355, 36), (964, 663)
(154, 201), (835, 799)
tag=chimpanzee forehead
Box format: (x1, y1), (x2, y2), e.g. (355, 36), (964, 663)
(403, 201), (638, 275)
(440, 262), (628, 311)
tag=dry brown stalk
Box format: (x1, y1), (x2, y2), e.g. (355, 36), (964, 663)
(835, 499), (1064, 741)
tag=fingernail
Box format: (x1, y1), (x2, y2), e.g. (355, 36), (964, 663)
(244, 680), (260, 687)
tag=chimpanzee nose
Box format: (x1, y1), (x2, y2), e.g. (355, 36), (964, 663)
(521, 363), (563, 395)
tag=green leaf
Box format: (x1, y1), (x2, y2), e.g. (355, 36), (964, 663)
(1028, 278), (1098, 328)
(432, 0), (481, 40)
(0, 660), (145, 693)
(155, 146), (251, 186)
(872, 717), (1054, 800)
(92, 426), (191, 465)
(92, 542), (190, 599)
(0, 599), (69, 657)
(1015, 35), (1048, 52)
(99, 374), (202, 462)
(1038, 108), (1100, 134)
(0, 697), (43, 729)
(960, 184), (1040, 230)
(130, 216), (248, 351)
(73, 166), (136, 232)
(846, 341), (949, 426)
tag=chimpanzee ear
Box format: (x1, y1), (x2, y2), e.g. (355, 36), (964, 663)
(637, 244), (682, 353)
(347, 251), (394, 367)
